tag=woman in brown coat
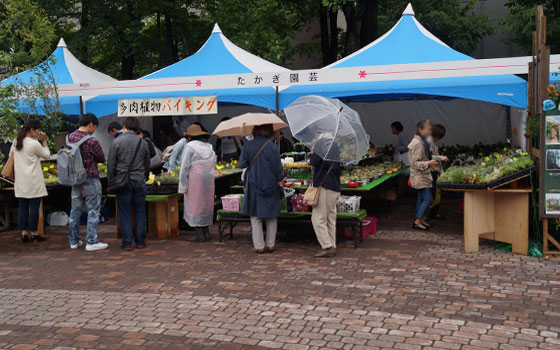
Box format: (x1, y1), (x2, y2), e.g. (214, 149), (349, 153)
(408, 120), (438, 230)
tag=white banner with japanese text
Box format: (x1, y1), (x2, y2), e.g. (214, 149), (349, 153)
(57, 56), (560, 97)
(118, 95), (217, 117)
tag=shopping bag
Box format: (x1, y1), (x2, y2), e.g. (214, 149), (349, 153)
(303, 185), (321, 206)
(1, 149), (14, 179)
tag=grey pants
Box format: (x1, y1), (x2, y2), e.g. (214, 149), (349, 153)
(250, 217), (277, 250)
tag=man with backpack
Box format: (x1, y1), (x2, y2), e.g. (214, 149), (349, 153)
(67, 114), (108, 251)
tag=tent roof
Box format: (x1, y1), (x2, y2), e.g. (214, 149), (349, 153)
(280, 4), (527, 109)
(2, 38), (115, 86)
(2, 38), (116, 115)
(86, 24), (286, 116)
(328, 4), (471, 68)
(143, 24), (286, 79)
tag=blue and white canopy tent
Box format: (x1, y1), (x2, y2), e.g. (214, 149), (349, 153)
(84, 24), (287, 154)
(1, 38), (116, 115)
(279, 4), (528, 147)
(85, 24), (287, 118)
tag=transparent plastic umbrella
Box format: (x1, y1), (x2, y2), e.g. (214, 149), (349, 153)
(284, 95), (369, 164)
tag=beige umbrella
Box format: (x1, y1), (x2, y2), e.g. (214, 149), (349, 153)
(212, 113), (288, 137)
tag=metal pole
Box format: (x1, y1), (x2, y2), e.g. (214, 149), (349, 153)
(79, 96), (84, 117)
(275, 86), (279, 116)
(275, 86), (280, 147)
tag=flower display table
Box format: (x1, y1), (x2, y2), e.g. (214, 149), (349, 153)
(445, 177), (530, 255)
(216, 209), (368, 248)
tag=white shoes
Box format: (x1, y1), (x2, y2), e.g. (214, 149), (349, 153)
(85, 242), (109, 252)
(70, 240), (83, 249)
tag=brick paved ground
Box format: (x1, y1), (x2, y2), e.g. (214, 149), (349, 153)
(0, 195), (559, 349)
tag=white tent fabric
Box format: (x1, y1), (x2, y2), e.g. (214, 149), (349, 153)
(53, 38), (116, 83)
(1, 38), (116, 115)
(86, 24), (287, 117)
(347, 99), (507, 147)
(144, 24), (285, 78)
(510, 108), (527, 151)
(279, 4), (527, 109)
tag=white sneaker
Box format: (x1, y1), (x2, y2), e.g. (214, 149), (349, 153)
(70, 240), (83, 249)
(85, 242), (109, 252)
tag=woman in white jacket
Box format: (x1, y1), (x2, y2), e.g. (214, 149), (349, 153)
(178, 124), (216, 242)
(13, 119), (50, 242)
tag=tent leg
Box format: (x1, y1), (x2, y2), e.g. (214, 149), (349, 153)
(275, 86), (279, 116)
(79, 96), (84, 117)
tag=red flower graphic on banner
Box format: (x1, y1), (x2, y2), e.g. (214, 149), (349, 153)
(195, 80), (202, 87)
(358, 70), (367, 78)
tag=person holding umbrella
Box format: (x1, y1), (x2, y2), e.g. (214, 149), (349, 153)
(284, 95), (370, 257)
(213, 113), (289, 253)
(310, 135), (341, 258)
(178, 124), (216, 242)
(238, 124), (284, 253)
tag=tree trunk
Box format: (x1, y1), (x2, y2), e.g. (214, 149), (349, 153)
(360, 0), (378, 47)
(163, 7), (178, 65)
(121, 55), (135, 80)
(156, 11), (162, 45)
(319, 1), (338, 66)
(156, 11), (163, 66)
(328, 4), (338, 63)
(80, 0), (90, 65)
(342, 2), (361, 56)
(319, 1), (331, 66)
(176, 19), (188, 56)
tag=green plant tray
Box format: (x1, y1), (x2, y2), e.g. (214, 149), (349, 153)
(146, 185), (177, 195)
(486, 166), (534, 189)
(437, 165), (535, 190)
(436, 182), (487, 190)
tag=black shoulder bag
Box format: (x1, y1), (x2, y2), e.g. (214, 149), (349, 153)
(108, 139), (142, 194)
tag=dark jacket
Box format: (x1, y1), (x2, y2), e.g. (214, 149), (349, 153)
(279, 134), (294, 154)
(239, 136), (284, 218)
(107, 131), (151, 183)
(310, 141), (341, 193)
(144, 137), (156, 158)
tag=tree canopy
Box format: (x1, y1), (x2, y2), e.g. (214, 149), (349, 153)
(34, 0), (313, 79)
(0, 0), (57, 72)
(503, 0), (560, 54)
(321, 0), (494, 64)
(1, 0), (541, 81)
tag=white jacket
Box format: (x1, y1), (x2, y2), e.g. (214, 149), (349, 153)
(13, 138), (50, 198)
(178, 141), (216, 227)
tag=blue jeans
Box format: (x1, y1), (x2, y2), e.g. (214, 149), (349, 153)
(69, 178), (102, 245)
(116, 181), (147, 248)
(17, 198), (41, 232)
(416, 188), (433, 219)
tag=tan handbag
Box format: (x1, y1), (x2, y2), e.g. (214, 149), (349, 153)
(1, 144), (15, 179)
(303, 163), (334, 206)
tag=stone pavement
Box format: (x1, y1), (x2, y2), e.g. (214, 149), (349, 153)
(0, 196), (559, 350)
